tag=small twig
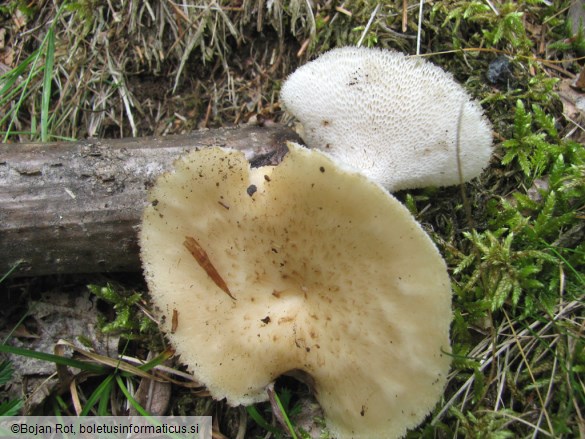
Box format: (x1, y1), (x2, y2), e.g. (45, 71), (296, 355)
(171, 309), (179, 334)
(335, 6), (352, 16)
(202, 100), (212, 128)
(305, 0), (317, 37)
(503, 310), (555, 435)
(118, 355), (201, 383)
(357, 4), (380, 47)
(416, 0), (424, 55)
(69, 379), (83, 415)
(402, 0), (408, 32)
(484, 0), (499, 16)
(455, 101), (474, 230)
(297, 38), (310, 58)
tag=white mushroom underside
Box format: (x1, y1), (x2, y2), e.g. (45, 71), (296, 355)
(140, 143), (452, 439)
(280, 47), (493, 191)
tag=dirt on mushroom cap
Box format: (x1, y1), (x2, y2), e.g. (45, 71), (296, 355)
(140, 143), (452, 439)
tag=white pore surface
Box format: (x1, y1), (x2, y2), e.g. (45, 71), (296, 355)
(281, 47), (493, 191)
(140, 144), (452, 438)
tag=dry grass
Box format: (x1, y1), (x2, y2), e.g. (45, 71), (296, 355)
(1, 0), (428, 141)
(435, 297), (584, 437)
(1, 0), (305, 139)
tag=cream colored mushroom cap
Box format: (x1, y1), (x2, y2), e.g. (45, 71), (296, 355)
(280, 47), (493, 191)
(140, 143), (452, 438)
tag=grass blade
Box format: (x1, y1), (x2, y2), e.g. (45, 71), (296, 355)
(41, 27), (55, 142)
(0, 261), (21, 284)
(246, 405), (282, 435)
(0, 344), (107, 375)
(80, 373), (115, 416)
(268, 386), (298, 439)
(115, 375), (149, 416)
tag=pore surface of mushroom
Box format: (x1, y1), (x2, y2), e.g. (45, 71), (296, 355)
(280, 47), (493, 191)
(140, 143), (452, 438)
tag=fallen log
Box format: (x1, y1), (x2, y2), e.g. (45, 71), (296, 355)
(0, 125), (297, 277)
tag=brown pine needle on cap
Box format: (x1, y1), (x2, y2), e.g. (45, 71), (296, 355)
(171, 309), (179, 334)
(183, 236), (236, 301)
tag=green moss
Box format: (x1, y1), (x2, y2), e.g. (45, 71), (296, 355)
(87, 283), (156, 339)
(3, 0), (584, 435)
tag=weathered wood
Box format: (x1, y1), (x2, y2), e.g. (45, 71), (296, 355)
(0, 125), (297, 277)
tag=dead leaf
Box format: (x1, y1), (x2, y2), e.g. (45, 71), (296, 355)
(558, 78), (585, 143)
(128, 352), (172, 416)
(575, 67), (585, 90)
(568, 0), (585, 37)
(527, 178), (549, 204)
(11, 324), (40, 339)
(13, 9), (27, 30)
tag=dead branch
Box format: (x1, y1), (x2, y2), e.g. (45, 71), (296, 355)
(0, 125), (296, 277)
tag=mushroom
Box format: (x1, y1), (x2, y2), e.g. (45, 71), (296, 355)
(280, 47), (493, 191)
(140, 143), (452, 438)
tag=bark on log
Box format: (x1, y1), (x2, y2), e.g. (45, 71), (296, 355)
(0, 125), (297, 277)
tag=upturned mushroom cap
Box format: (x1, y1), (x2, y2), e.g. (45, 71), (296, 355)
(280, 47), (493, 191)
(140, 143), (452, 438)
